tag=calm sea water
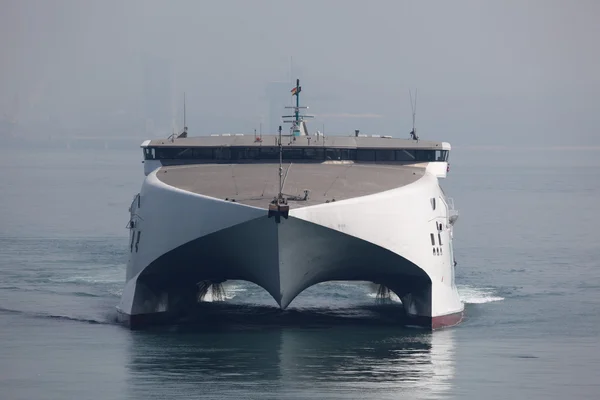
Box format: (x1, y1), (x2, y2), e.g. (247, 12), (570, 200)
(0, 145), (599, 400)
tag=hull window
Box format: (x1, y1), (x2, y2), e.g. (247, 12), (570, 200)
(430, 233), (435, 246)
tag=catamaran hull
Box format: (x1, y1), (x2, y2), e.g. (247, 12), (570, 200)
(117, 169), (463, 329)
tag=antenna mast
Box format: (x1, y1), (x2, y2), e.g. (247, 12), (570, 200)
(282, 79), (313, 136)
(409, 89), (419, 141)
(278, 125), (283, 199)
(268, 124), (290, 222)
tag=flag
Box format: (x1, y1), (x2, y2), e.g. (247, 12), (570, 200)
(291, 86), (301, 95)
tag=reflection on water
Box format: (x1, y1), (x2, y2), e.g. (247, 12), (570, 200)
(125, 304), (455, 399)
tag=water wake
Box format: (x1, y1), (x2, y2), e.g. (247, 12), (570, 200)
(458, 285), (504, 304)
(0, 306), (113, 325)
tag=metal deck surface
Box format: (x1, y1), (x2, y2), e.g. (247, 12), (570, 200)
(156, 162), (424, 209)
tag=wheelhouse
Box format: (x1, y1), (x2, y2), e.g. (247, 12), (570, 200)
(143, 145), (449, 163)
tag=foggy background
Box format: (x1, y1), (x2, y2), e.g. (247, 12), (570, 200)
(1, 0), (598, 148)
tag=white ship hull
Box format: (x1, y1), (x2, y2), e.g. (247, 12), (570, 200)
(117, 167), (463, 329)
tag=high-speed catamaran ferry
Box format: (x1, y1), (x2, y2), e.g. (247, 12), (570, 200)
(117, 80), (464, 329)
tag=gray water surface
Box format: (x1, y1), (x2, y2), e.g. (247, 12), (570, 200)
(0, 146), (598, 399)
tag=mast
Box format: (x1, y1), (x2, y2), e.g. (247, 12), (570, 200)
(174, 92), (188, 139)
(409, 89), (419, 141)
(268, 123), (290, 223)
(294, 79), (300, 132)
(282, 78), (313, 136)
(278, 125), (283, 199)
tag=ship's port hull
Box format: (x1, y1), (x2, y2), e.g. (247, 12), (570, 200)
(118, 166), (464, 330)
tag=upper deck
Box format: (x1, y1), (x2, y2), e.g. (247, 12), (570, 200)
(140, 79), (451, 177)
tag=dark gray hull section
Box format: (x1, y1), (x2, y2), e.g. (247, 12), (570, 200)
(119, 215), (435, 329)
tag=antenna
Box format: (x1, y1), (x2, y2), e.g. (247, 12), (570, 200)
(173, 92), (189, 140)
(282, 79), (313, 136)
(268, 124), (290, 222)
(278, 125), (283, 200)
(409, 89), (419, 141)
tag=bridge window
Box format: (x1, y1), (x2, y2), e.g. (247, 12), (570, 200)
(143, 148), (156, 160)
(214, 147), (230, 160)
(326, 149), (341, 160)
(357, 149), (376, 161)
(326, 148), (355, 161)
(414, 150), (435, 162)
(376, 150), (395, 161)
(155, 147), (181, 159)
(193, 147), (214, 159)
(345, 149), (357, 160)
(231, 147), (259, 160)
(304, 148), (325, 160)
(395, 149), (416, 161)
(259, 147), (279, 159)
(283, 148), (304, 160)
(148, 145), (446, 163)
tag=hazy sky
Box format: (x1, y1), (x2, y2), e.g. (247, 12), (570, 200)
(1, 0), (598, 145)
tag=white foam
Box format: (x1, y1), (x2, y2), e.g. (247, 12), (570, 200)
(366, 291), (402, 303)
(458, 285), (504, 304)
(50, 270), (122, 285)
(202, 283), (240, 302)
(222, 282), (247, 294)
